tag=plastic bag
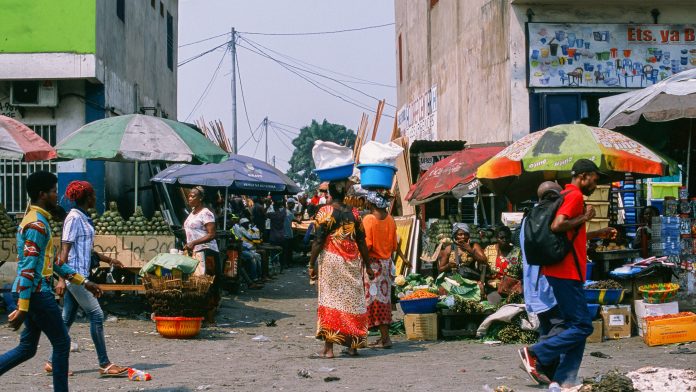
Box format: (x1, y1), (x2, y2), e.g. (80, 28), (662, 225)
(359, 141), (404, 166)
(312, 141), (354, 170)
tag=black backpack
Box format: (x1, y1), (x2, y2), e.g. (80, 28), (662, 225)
(523, 190), (583, 280)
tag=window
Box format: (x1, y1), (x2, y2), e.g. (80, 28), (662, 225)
(167, 12), (173, 70)
(160, 1), (164, 17)
(398, 34), (403, 83)
(1, 125), (57, 214)
(116, 0), (125, 22)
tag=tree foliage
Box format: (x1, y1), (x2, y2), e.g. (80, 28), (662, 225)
(286, 119), (356, 192)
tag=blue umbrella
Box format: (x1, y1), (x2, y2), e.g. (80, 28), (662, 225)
(151, 154), (301, 194)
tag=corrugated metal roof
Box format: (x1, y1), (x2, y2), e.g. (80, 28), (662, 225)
(409, 139), (466, 154)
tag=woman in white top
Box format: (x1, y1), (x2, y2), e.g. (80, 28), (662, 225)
(183, 186), (219, 269)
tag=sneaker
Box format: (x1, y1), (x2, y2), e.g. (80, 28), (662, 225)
(548, 382), (561, 392)
(518, 347), (551, 385)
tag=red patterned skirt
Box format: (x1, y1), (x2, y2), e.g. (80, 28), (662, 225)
(316, 250), (368, 348)
(364, 257), (393, 328)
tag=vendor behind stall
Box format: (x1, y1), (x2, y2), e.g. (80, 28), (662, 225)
(484, 226), (522, 291)
(438, 223), (487, 280)
(632, 206), (660, 258)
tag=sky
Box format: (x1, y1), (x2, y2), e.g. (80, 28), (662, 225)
(177, 0), (397, 173)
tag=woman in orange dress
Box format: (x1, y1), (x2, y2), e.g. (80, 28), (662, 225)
(308, 180), (373, 358)
(363, 191), (399, 348)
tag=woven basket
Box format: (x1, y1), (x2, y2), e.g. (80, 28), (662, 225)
(639, 283), (679, 304)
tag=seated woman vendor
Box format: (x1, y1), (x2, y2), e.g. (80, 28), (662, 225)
(483, 226), (521, 290)
(438, 223), (487, 279)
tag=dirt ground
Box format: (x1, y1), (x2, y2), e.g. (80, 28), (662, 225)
(0, 268), (694, 392)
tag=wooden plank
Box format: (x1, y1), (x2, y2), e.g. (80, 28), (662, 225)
(99, 284), (145, 292)
(371, 99), (385, 141)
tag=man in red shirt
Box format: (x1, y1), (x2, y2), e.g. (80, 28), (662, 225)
(518, 159), (606, 389)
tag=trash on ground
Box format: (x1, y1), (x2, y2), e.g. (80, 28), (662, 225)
(317, 366), (335, 373)
(297, 369), (311, 378)
(127, 368), (152, 381)
(252, 335), (270, 342)
(323, 376), (340, 382)
(589, 351), (612, 359)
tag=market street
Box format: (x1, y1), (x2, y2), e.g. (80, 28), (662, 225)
(0, 268), (692, 392)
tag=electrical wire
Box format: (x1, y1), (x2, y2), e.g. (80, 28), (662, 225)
(270, 123), (299, 141)
(269, 124), (297, 154)
(236, 53), (261, 143)
(237, 42), (394, 118)
(239, 35), (395, 109)
(238, 22), (394, 36)
(179, 32), (230, 48)
(238, 120), (264, 152)
(184, 47), (228, 122)
(238, 35), (395, 88)
(268, 120), (302, 131)
(268, 121), (299, 135)
(178, 41), (229, 67)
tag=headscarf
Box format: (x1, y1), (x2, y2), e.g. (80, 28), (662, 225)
(366, 191), (389, 209)
(452, 223), (470, 237)
(65, 180), (94, 203)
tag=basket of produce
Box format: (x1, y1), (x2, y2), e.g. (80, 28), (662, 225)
(399, 290), (439, 314)
(638, 283), (679, 304)
(584, 280), (625, 305)
(153, 316), (204, 339)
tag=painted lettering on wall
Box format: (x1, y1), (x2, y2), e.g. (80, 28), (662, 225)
(397, 85), (438, 145)
(527, 23), (696, 88)
(0, 101), (21, 118)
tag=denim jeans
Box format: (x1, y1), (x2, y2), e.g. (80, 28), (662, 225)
(48, 283), (110, 367)
(241, 250), (261, 280)
(531, 277), (593, 386)
(536, 305), (566, 378)
(0, 292), (71, 392)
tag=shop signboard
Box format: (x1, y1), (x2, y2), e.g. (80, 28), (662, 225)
(417, 150), (458, 171)
(527, 23), (696, 88)
(397, 85), (437, 145)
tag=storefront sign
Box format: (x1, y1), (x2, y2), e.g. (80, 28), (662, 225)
(417, 150), (457, 170)
(527, 23), (696, 88)
(397, 85), (437, 145)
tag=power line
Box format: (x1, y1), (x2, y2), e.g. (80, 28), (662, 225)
(238, 22), (394, 36)
(179, 32), (229, 48)
(269, 124), (296, 154)
(268, 121), (299, 134)
(184, 47), (228, 121)
(237, 42), (394, 118)
(178, 41), (229, 67)
(270, 123), (299, 140)
(236, 53), (260, 143)
(239, 35), (395, 109)
(238, 35), (395, 88)
(269, 121), (302, 131)
(238, 120), (264, 152)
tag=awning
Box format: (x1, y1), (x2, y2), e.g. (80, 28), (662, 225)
(405, 145), (505, 205)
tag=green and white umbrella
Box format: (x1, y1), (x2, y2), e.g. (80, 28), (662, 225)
(56, 114), (228, 207)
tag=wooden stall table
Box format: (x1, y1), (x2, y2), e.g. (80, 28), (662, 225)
(257, 243), (283, 277)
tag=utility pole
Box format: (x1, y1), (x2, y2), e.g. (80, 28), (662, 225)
(264, 116), (269, 163)
(230, 27), (238, 154)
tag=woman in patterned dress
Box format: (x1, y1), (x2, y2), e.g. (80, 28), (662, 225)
(483, 226), (521, 291)
(363, 191), (399, 348)
(308, 180), (373, 358)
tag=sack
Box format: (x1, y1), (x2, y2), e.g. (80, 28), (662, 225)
(523, 190), (573, 266)
(498, 275), (523, 296)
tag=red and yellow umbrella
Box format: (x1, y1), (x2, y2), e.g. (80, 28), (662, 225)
(476, 124), (673, 201)
(0, 115), (57, 161)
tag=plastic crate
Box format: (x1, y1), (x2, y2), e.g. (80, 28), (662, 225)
(404, 313), (438, 341)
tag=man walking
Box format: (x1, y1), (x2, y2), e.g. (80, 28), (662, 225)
(519, 160), (603, 389)
(0, 172), (102, 392)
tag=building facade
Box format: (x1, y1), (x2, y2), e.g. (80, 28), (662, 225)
(395, 0), (696, 145)
(0, 0), (178, 214)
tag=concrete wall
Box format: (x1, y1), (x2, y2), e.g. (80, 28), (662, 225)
(95, 0), (179, 217)
(396, 0), (696, 143)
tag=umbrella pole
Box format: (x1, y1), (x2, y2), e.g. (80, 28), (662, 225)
(134, 161), (139, 209)
(688, 122), (693, 191)
(223, 187), (229, 231)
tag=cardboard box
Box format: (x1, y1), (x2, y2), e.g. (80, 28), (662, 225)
(644, 312), (696, 347)
(587, 320), (603, 343)
(634, 300), (679, 337)
(404, 313), (438, 341)
(601, 305), (632, 340)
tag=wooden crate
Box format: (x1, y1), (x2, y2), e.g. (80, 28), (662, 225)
(438, 310), (488, 339)
(586, 201), (610, 218)
(404, 313), (438, 341)
(585, 185), (610, 202)
(586, 218), (609, 233)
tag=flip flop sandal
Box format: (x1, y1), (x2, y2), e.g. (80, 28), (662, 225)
(44, 363), (74, 377)
(99, 364), (129, 378)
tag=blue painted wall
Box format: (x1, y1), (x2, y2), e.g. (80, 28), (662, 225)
(57, 81), (106, 214)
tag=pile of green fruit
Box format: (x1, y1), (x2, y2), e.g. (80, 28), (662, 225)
(126, 207), (149, 235)
(0, 204), (17, 238)
(427, 219), (454, 244)
(94, 202), (127, 235)
(469, 226), (495, 249)
(47, 214), (63, 237)
(148, 211), (171, 235)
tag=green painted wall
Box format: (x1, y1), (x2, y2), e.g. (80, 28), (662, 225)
(0, 0), (96, 54)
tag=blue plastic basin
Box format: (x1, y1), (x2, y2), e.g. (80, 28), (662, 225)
(399, 297), (438, 314)
(584, 288), (625, 305)
(357, 164), (397, 189)
(313, 163), (354, 181)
